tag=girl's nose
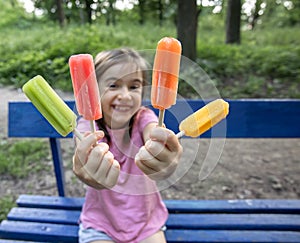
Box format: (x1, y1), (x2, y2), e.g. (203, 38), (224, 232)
(117, 86), (131, 100)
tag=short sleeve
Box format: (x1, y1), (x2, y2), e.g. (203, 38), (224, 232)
(135, 107), (158, 133)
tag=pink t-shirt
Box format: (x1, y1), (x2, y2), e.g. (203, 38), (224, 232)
(78, 107), (168, 243)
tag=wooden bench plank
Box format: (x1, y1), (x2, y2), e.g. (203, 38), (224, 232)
(0, 241), (45, 243)
(7, 208), (80, 225)
(17, 195), (300, 214)
(9, 99), (300, 138)
(16, 195), (84, 210)
(0, 221), (77, 242)
(166, 229), (300, 243)
(7, 207), (300, 231)
(1, 220), (300, 243)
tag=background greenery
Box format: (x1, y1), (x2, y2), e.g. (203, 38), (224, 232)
(0, 0), (299, 98)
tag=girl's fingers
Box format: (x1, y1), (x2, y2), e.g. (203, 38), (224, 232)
(135, 146), (163, 173)
(75, 131), (105, 167)
(144, 140), (170, 162)
(83, 143), (109, 175)
(150, 127), (181, 152)
(82, 143), (120, 189)
(104, 160), (120, 188)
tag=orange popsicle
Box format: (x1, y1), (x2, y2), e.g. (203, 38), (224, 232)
(69, 54), (102, 131)
(151, 37), (182, 126)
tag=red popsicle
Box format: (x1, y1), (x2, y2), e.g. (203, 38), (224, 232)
(69, 54), (102, 131)
(151, 37), (182, 126)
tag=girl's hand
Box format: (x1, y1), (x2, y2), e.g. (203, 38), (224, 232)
(135, 127), (183, 180)
(73, 131), (120, 189)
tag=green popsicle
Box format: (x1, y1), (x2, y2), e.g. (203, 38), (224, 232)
(22, 75), (83, 139)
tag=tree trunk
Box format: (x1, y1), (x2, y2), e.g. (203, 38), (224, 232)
(138, 0), (145, 25)
(250, 0), (262, 29)
(225, 0), (241, 44)
(158, 0), (163, 26)
(85, 0), (93, 24)
(177, 0), (198, 61)
(56, 0), (65, 27)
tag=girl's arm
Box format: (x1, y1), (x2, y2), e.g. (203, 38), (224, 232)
(136, 125), (183, 181)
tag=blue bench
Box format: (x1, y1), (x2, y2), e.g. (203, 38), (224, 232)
(1, 99), (300, 242)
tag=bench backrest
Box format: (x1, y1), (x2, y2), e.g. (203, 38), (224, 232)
(9, 99), (300, 138)
(8, 99), (300, 196)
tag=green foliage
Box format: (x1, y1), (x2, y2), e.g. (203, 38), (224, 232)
(0, 139), (50, 178)
(0, 196), (16, 222)
(0, 3), (299, 98)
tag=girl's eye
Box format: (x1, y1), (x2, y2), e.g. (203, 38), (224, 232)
(108, 83), (118, 89)
(130, 84), (140, 90)
(130, 81), (142, 90)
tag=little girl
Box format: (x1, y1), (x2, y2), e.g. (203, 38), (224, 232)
(73, 48), (182, 243)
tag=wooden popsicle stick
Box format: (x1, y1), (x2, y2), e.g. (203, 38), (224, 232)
(176, 130), (185, 139)
(73, 128), (84, 141)
(158, 109), (165, 127)
(90, 120), (96, 133)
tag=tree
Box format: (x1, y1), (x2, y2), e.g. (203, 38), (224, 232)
(176, 0), (200, 61)
(225, 0), (241, 44)
(84, 0), (93, 24)
(137, 0), (146, 25)
(103, 0), (116, 26)
(56, 0), (65, 27)
(249, 0), (262, 29)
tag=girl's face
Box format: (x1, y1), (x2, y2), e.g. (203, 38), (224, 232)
(99, 63), (144, 129)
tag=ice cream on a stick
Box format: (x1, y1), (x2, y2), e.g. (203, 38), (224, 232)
(151, 37), (182, 126)
(177, 99), (229, 138)
(22, 75), (83, 140)
(69, 54), (102, 132)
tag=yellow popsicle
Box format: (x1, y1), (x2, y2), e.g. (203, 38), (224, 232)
(178, 99), (229, 138)
(23, 75), (82, 138)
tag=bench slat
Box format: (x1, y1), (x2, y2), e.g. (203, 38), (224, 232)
(17, 195), (300, 214)
(0, 221), (77, 242)
(1, 220), (300, 243)
(9, 99), (300, 138)
(7, 207), (300, 231)
(17, 195), (84, 210)
(0, 241), (45, 243)
(166, 229), (300, 243)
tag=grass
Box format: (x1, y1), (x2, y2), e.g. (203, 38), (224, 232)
(0, 139), (50, 178)
(0, 139), (51, 222)
(0, 196), (16, 221)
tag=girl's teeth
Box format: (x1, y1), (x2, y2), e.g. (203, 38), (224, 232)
(115, 106), (130, 111)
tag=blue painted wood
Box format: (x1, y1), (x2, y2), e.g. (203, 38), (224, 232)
(7, 207), (300, 231)
(49, 138), (65, 196)
(7, 208), (80, 225)
(16, 195), (84, 210)
(1, 220), (300, 243)
(165, 199), (300, 214)
(9, 99), (300, 138)
(0, 240), (45, 243)
(0, 221), (77, 242)
(165, 229), (300, 243)
(16, 195), (300, 214)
